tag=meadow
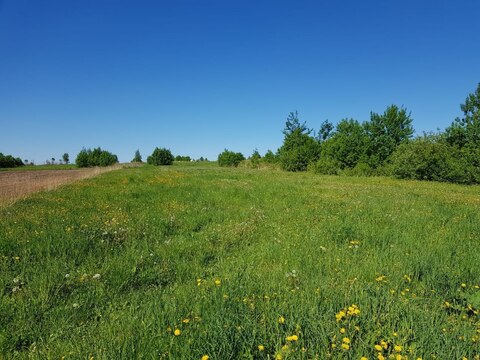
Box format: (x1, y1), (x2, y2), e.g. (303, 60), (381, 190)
(1, 163), (479, 359)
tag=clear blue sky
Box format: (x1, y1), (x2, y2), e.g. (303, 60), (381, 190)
(1, 0), (479, 163)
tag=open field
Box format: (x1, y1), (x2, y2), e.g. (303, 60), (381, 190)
(1, 164), (479, 359)
(0, 164), (126, 207)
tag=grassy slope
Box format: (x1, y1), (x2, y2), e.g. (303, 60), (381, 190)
(1, 164), (479, 359)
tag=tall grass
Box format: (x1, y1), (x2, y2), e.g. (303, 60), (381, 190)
(1, 164), (479, 359)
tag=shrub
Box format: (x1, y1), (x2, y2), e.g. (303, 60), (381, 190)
(75, 148), (118, 168)
(217, 149), (245, 167)
(311, 157), (341, 175)
(390, 136), (474, 184)
(147, 148), (174, 166)
(0, 153), (24, 168)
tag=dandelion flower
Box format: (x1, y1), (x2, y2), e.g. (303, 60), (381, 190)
(342, 337), (350, 344)
(214, 279), (221, 286)
(340, 327), (346, 334)
(341, 343), (350, 350)
(201, 356), (209, 360)
(258, 345), (265, 351)
(174, 329), (181, 336)
(374, 344), (382, 351)
(394, 345), (402, 352)
(278, 316), (285, 324)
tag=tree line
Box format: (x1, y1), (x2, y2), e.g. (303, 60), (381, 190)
(218, 83), (480, 184)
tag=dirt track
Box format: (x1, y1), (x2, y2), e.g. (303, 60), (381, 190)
(0, 165), (122, 206)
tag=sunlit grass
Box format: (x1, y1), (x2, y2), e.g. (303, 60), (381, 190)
(1, 164), (479, 359)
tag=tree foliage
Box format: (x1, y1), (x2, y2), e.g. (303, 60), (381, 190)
(147, 148), (174, 165)
(217, 149), (245, 167)
(0, 153), (24, 168)
(75, 148), (118, 168)
(132, 150), (142, 163)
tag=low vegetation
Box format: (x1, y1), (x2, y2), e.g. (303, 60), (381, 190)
(147, 147), (174, 166)
(1, 164), (479, 358)
(0, 153), (24, 168)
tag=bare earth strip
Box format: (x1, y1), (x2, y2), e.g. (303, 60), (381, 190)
(0, 164), (124, 206)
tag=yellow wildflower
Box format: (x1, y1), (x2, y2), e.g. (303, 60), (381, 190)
(374, 344), (383, 351)
(214, 279), (221, 286)
(174, 329), (181, 336)
(258, 345), (265, 351)
(278, 316), (285, 324)
(201, 356), (209, 360)
(340, 327), (346, 334)
(341, 343), (350, 350)
(394, 345), (402, 352)
(342, 337), (350, 344)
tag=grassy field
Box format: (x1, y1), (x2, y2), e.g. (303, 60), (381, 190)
(0, 164), (79, 172)
(1, 164), (479, 359)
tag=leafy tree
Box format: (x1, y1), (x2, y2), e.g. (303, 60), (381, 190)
(321, 119), (369, 169)
(278, 111), (320, 171)
(316, 120), (334, 142)
(0, 153), (24, 168)
(366, 105), (414, 167)
(445, 83), (480, 169)
(147, 147), (174, 165)
(75, 147), (118, 167)
(175, 155), (192, 161)
(62, 153), (69, 164)
(283, 111), (311, 136)
(263, 150), (277, 163)
(391, 134), (474, 183)
(132, 150), (142, 163)
(217, 149), (245, 167)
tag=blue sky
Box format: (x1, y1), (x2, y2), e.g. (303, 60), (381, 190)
(1, 0), (479, 163)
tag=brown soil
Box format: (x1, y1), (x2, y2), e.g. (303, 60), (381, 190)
(0, 165), (123, 206)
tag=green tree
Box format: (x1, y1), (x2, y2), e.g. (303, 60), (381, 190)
(75, 148), (118, 167)
(321, 118), (370, 169)
(445, 83), (480, 170)
(132, 149), (142, 163)
(147, 147), (174, 165)
(366, 105), (414, 167)
(217, 149), (245, 167)
(263, 150), (277, 163)
(278, 111), (320, 171)
(62, 153), (69, 164)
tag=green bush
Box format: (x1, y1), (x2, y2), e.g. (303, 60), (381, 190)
(0, 153), (24, 168)
(217, 149), (245, 167)
(147, 148), (174, 165)
(311, 157), (341, 175)
(75, 148), (118, 168)
(390, 136), (475, 184)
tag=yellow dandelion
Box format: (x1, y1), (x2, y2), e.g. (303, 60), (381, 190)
(361, 357), (368, 360)
(182, 318), (190, 323)
(174, 329), (181, 336)
(342, 337), (350, 344)
(395, 355), (402, 360)
(378, 355), (385, 360)
(201, 356), (209, 360)
(394, 345), (402, 352)
(258, 345), (265, 351)
(214, 279), (221, 286)
(340, 327), (346, 334)
(374, 344), (383, 351)
(278, 316), (285, 324)
(461, 283), (467, 288)
(341, 343), (350, 350)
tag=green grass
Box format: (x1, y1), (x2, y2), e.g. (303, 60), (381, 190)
(1, 164), (479, 359)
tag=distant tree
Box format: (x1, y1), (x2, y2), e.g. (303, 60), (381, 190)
(278, 111), (320, 171)
(445, 82), (480, 171)
(263, 150), (277, 163)
(147, 147), (174, 165)
(316, 120), (334, 142)
(75, 147), (118, 167)
(365, 105), (414, 167)
(321, 118), (370, 169)
(62, 153), (70, 164)
(132, 149), (142, 163)
(51, 157), (55, 164)
(217, 149), (245, 167)
(175, 155), (192, 161)
(0, 153), (24, 168)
